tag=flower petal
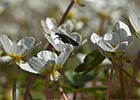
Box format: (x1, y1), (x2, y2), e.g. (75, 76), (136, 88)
(113, 21), (131, 37)
(129, 13), (140, 34)
(41, 18), (57, 30)
(10, 43), (26, 56)
(0, 35), (13, 53)
(37, 50), (58, 62)
(16, 61), (38, 74)
(90, 33), (102, 43)
(18, 36), (35, 48)
(44, 32), (65, 51)
(103, 32), (120, 46)
(28, 57), (56, 74)
(57, 44), (73, 68)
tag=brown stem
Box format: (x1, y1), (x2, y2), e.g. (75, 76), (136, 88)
(126, 59), (140, 99)
(119, 69), (125, 99)
(73, 92), (77, 100)
(12, 64), (17, 100)
(122, 69), (140, 87)
(45, 74), (51, 100)
(24, 75), (37, 100)
(97, 17), (105, 36)
(59, 0), (75, 25)
(106, 68), (113, 100)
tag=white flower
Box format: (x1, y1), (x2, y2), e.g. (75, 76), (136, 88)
(0, 34), (39, 62)
(129, 13), (140, 36)
(90, 21), (133, 58)
(17, 44), (73, 81)
(123, 14), (140, 61)
(41, 17), (82, 51)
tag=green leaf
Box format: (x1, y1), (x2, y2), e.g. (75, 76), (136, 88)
(64, 70), (96, 88)
(75, 49), (105, 72)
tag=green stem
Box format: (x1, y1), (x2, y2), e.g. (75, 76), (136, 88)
(59, 0), (75, 25)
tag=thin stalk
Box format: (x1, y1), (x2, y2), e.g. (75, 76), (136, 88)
(122, 69), (140, 87)
(59, 0), (75, 25)
(59, 86), (69, 100)
(106, 68), (113, 100)
(119, 69), (125, 99)
(126, 60), (139, 99)
(12, 64), (17, 100)
(73, 92), (77, 100)
(45, 74), (51, 100)
(97, 17), (105, 36)
(24, 75), (37, 100)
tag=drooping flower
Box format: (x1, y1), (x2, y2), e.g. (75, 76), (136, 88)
(0, 34), (40, 62)
(41, 17), (82, 51)
(90, 21), (133, 59)
(17, 44), (73, 81)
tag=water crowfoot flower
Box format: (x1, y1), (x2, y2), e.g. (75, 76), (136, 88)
(0, 34), (40, 62)
(124, 14), (140, 61)
(90, 21), (133, 60)
(17, 44), (73, 81)
(41, 17), (82, 51)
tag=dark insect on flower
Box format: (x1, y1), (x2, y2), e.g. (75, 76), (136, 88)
(55, 33), (79, 46)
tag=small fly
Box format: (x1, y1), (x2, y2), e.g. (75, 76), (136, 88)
(55, 33), (79, 46)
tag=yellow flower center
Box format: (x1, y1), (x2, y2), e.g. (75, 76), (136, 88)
(8, 53), (23, 62)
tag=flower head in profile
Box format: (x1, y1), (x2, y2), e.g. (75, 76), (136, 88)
(41, 17), (82, 51)
(17, 44), (73, 81)
(129, 13), (140, 36)
(90, 21), (133, 59)
(0, 34), (40, 62)
(123, 13), (140, 61)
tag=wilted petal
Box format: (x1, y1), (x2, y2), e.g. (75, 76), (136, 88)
(129, 13), (140, 34)
(90, 33), (102, 43)
(37, 50), (58, 62)
(0, 35), (13, 53)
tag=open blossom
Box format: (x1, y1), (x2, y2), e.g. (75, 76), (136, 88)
(90, 21), (133, 59)
(17, 44), (73, 81)
(0, 34), (39, 62)
(41, 17), (82, 51)
(123, 13), (140, 61)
